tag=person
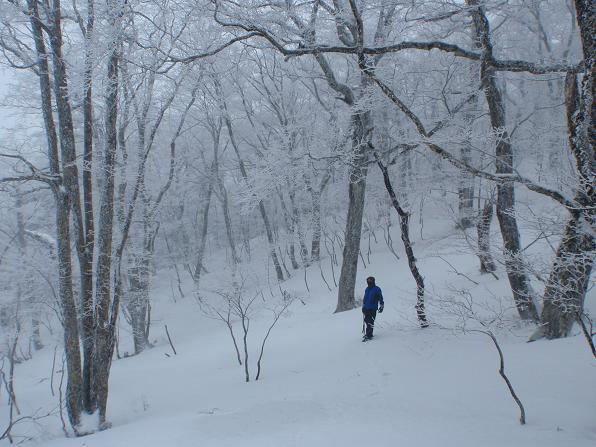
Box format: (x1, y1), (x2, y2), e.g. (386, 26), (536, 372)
(362, 276), (384, 341)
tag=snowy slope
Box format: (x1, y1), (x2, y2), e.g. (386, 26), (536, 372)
(3, 207), (595, 447)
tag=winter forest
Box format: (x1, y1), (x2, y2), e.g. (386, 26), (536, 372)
(0, 0), (594, 445)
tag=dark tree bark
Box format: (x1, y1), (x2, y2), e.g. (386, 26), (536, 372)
(92, 17), (120, 425)
(468, 0), (539, 321)
(26, 0), (83, 429)
(375, 153), (429, 327)
(538, 66), (594, 339)
(80, 0), (96, 414)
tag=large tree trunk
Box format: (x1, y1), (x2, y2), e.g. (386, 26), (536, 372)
(80, 0), (96, 414)
(336, 111), (369, 312)
(92, 23), (120, 426)
(538, 31), (594, 340)
(468, 0), (539, 321)
(540, 218), (593, 338)
(55, 190), (84, 431)
(48, 0), (97, 414)
(27, 0), (83, 429)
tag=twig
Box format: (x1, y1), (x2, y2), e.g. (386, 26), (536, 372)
(50, 345), (57, 397)
(435, 255), (480, 285)
(58, 355), (68, 437)
(303, 266), (310, 293)
(256, 294), (294, 381)
(577, 313), (596, 358)
(165, 325), (177, 356)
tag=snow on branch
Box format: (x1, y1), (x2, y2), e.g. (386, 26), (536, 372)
(210, 2), (582, 75)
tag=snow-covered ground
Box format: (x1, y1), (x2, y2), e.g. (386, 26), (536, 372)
(3, 206), (595, 447)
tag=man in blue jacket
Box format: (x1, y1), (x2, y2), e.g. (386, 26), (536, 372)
(362, 276), (384, 341)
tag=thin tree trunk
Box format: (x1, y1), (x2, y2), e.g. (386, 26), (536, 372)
(289, 188), (309, 266)
(278, 189), (299, 270)
(477, 199), (496, 273)
(375, 154), (429, 327)
(308, 173), (330, 263)
(194, 170), (214, 287)
(219, 88), (284, 281)
(458, 112), (475, 229)
(218, 180), (240, 265)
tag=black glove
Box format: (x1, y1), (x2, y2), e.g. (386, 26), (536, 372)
(378, 305), (384, 313)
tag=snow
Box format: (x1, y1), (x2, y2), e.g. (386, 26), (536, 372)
(2, 207), (595, 447)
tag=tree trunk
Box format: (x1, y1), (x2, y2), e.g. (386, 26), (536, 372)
(310, 189), (323, 263)
(218, 180), (240, 265)
(308, 173), (330, 263)
(477, 199), (496, 273)
(538, 46), (594, 338)
(540, 218), (593, 338)
(92, 24), (120, 426)
(458, 109), (475, 229)
(128, 257), (151, 354)
(81, 0), (96, 414)
(194, 173), (214, 288)
(468, 0), (539, 321)
(289, 188), (309, 266)
(336, 111), (369, 312)
(376, 154), (429, 327)
(278, 189), (300, 270)
(27, 0), (83, 429)
(55, 189), (83, 430)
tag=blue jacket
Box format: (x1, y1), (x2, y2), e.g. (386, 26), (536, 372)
(362, 285), (384, 310)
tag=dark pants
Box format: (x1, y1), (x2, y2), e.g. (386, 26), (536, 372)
(363, 309), (377, 337)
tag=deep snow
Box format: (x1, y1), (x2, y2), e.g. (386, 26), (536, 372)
(2, 204), (595, 447)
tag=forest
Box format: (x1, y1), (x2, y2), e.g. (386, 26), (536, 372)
(0, 0), (593, 445)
